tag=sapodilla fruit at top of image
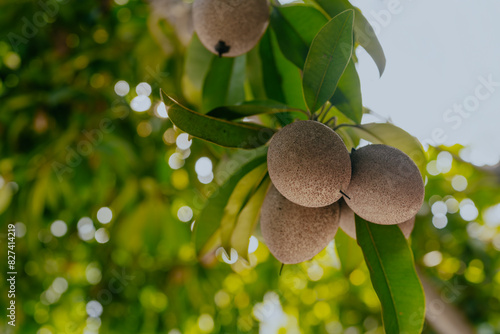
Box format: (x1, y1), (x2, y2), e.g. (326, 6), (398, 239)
(193, 0), (269, 57)
(267, 121), (351, 208)
(338, 198), (415, 239)
(344, 144), (425, 225)
(260, 186), (340, 264)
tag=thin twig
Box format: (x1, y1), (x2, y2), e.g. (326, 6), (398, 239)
(325, 116), (337, 128)
(319, 104), (334, 123)
(333, 123), (360, 131)
(314, 104), (326, 121)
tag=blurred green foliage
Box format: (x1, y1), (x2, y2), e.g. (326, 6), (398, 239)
(1, 1), (500, 334)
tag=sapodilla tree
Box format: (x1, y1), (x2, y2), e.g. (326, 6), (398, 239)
(344, 144), (425, 225)
(193, 0), (270, 57)
(260, 186), (340, 264)
(267, 120), (351, 208)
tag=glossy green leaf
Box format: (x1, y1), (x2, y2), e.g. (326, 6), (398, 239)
(270, 7), (310, 68)
(161, 90), (276, 149)
(202, 55), (246, 112)
(348, 122), (426, 175)
(231, 176), (270, 262)
(330, 59), (362, 123)
(353, 7), (386, 76)
(335, 228), (364, 275)
(193, 152), (268, 256)
(220, 164), (268, 254)
(302, 9), (354, 112)
(259, 30), (287, 104)
(356, 216), (425, 334)
(270, 31), (308, 111)
(206, 100), (307, 121)
(277, 5), (361, 123)
(246, 46), (267, 100)
(313, 0), (386, 75)
(279, 5), (328, 46)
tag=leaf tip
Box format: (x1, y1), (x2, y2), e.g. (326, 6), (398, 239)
(377, 58), (387, 77)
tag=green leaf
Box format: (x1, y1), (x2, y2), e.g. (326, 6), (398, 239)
(202, 55), (246, 112)
(330, 59), (362, 123)
(213, 146), (268, 184)
(356, 216), (425, 334)
(353, 8), (386, 76)
(270, 7), (310, 68)
(313, 0), (386, 75)
(183, 33), (214, 93)
(161, 90), (276, 149)
(0, 183), (13, 215)
(193, 152), (268, 256)
(198, 229), (221, 261)
(206, 100), (307, 121)
(270, 31), (308, 111)
(335, 228), (364, 275)
(220, 164), (268, 254)
(348, 123), (426, 176)
(246, 46), (267, 100)
(279, 5), (329, 46)
(276, 4), (361, 122)
(259, 30), (287, 104)
(302, 9), (354, 112)
(231, 176), (270, 262)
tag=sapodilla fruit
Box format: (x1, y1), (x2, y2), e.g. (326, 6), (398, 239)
(261, 186), (340, 264)
(267, 120), (351, 208)
(339, 199), (415, 239)
(344, 144), (424, 225)
(193, 0), (269, 57)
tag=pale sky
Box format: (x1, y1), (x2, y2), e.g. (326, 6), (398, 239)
(351, 0), (500, 166)
(283, 0), (500, 166)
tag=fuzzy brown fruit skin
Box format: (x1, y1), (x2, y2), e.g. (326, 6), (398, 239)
(193, 0), (269, 57)
(339, 199), (415, 239)
(267, 120), (351, 208)
(261, 186), (340, 264)
(344, 144), (424, 225)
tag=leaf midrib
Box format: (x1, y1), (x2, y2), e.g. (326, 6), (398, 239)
(312, 12), (351, 111)
(366, 222), (400, 332)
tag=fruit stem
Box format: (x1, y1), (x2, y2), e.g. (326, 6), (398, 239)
(279, 263), (284, 276)
(340, 190), (351, 200)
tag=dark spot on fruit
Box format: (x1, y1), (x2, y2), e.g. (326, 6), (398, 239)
(215, 40), (231, 57)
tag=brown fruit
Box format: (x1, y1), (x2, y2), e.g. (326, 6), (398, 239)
(193, 0), (269, 57)
(339, 199), (415, 239)
(338, 198), (355, 237)
(260, 186), (340, 264)
(344, 144), (424, 225)
(267, 120), (351, 208)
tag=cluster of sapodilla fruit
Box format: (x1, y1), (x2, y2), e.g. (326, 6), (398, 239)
(191, 0), (425, 264)
(261, 121), (425, 264)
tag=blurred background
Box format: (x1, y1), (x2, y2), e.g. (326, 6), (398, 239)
(1, 0), (500, 333)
